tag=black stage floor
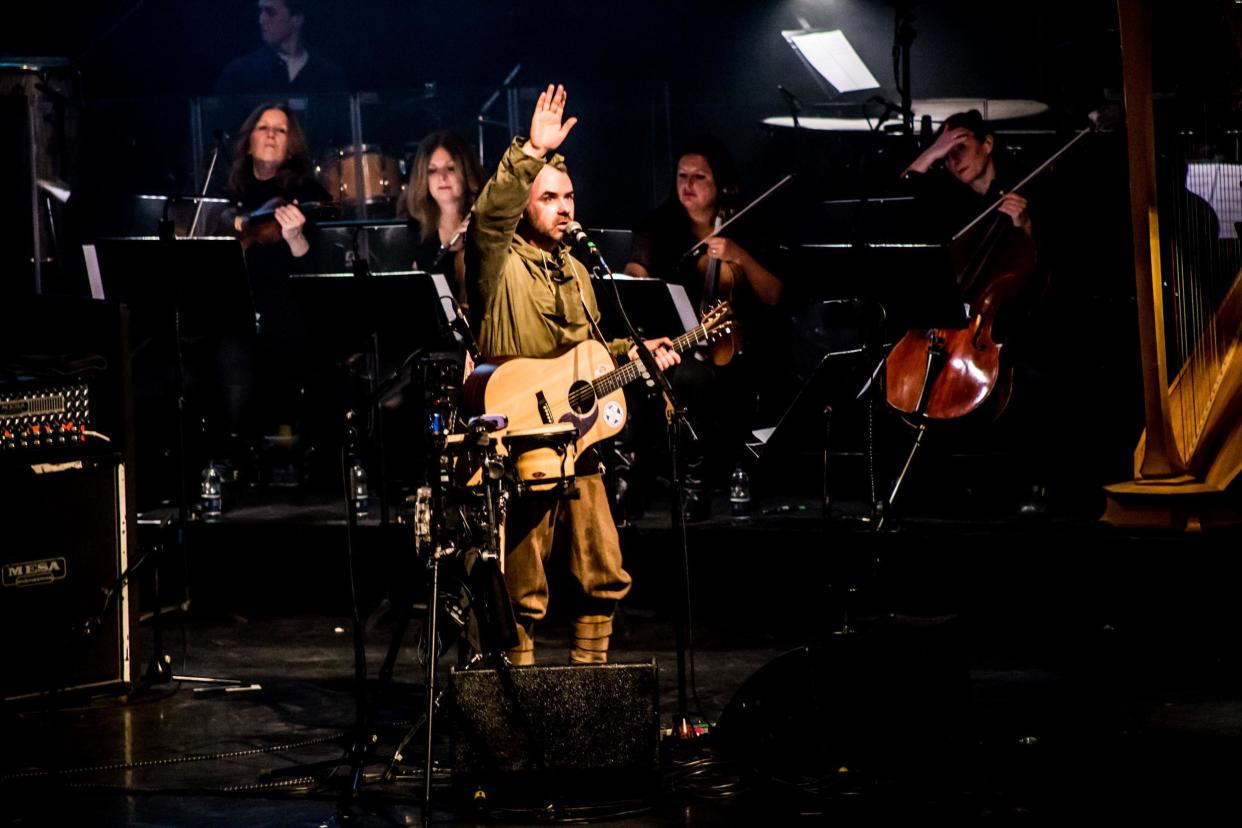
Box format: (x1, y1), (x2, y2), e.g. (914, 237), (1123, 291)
(4, 485), (1242, 826)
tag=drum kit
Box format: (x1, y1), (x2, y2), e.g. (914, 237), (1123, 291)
(315, 144), (403, 214)
(338, 352), (583, 815)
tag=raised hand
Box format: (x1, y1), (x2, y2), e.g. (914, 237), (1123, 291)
(527, 84), (578, 157)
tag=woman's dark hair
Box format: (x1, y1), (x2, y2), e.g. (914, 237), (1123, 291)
(939, 109), (994, 143)
(227, 101), (313, 197)
(404, 130), (484, 242)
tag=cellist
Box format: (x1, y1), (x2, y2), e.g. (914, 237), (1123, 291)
(896, 109), (1050, 514)
(901, 109), (1039, 342)
(624, 136), (783, 521)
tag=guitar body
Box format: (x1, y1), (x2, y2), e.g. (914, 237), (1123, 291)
(462, 340), (628, 456)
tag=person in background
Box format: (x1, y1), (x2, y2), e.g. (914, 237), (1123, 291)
(402, 130), (485, 302)
(215, 0), (349, 96)
(624, 136), (783, 521)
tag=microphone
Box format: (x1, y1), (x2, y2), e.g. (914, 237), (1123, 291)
(776, 84), (803, 113)
(564, 221), (601, 260)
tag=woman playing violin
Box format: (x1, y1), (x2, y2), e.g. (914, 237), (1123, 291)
(624, 136), (784, 521)
(625, 136), (782, 308)
(200, 102), (329, 500)
(221, 101), (331, 257)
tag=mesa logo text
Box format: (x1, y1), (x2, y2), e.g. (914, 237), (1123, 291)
(2, 558), (68, 588)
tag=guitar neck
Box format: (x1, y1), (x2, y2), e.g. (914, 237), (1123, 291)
(590, 326), (709, 398)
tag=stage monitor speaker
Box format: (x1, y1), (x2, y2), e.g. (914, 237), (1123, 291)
(1, 455), (136, 702)
(714, 616), (972, 783)
(449, 660), (660, 806)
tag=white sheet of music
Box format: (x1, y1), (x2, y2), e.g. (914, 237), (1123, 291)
(667, 283), (697, 333)
(1185, 162), (1242, 239)
(83, 245), (104, 300)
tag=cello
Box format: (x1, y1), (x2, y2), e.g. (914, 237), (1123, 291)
(884, 207), (1036, 420)
(877, 112), (1103, 527)
(885, 110), (1104, 420)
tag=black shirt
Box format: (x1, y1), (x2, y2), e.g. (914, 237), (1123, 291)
(215, 46), (349, 96)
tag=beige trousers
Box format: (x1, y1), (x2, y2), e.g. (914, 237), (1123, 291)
(503, 474), (631, 665)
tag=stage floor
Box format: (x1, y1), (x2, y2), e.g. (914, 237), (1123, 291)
(4, 488), (1242, 825)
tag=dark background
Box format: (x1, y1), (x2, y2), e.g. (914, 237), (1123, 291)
(8, 0), (1239, 511)
(5, 0), (1130, 217)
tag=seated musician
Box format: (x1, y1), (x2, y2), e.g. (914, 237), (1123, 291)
(466, 84), (679, 665)
(401, 130), (484, 302)
(900, 109), (1050, 513)
(900, 109), (1039, 341)
(201, 102), (330, 500)
(624, 136), (783, 521)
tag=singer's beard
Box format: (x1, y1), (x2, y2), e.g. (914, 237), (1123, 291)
(517, 215), (565, 252)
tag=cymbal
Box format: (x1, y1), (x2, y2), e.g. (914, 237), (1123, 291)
(912, 98), (1049, 122)
(762, 116), (878, 132)
(763, 98), (1049, 132)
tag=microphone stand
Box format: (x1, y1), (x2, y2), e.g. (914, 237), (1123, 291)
(579, 235), (701, 739)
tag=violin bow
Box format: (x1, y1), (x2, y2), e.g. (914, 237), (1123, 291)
(952, 120), (1103, 242)
(681, 174), (795, 259)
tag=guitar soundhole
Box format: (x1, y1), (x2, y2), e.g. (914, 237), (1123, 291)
(568, 380), (595, 415)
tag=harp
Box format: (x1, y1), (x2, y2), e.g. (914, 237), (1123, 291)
(1103, 1), (1242, 529)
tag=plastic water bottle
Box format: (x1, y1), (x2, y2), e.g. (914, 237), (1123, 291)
(729, 465), (751, 518)
(349, 459), (370, 517)
(200, 462), (223, 518)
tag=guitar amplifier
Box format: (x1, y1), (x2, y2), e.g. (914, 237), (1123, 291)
(0, 380), (91, 452)
(1, 455), (136, 702)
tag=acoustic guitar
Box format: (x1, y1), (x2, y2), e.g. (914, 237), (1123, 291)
(461, 302), (735, 456)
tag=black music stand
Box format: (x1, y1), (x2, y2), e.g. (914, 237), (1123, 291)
(753, 242), (966, 519)
(90, 236), (254, 689)
(590, 274), (698, 341)
(588, 275), (697, 525)
(289, 270), (462, 522)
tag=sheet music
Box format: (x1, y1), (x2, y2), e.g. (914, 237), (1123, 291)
(83, 245), (103, 300)
(430, 272), (462, 344)
(666, 283), (697, 332)
(1185, 162), (1242, 240)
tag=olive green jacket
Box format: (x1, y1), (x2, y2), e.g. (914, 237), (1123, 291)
(466, 138), (628, 362)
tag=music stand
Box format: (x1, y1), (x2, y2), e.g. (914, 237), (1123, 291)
(87, 236), (254, 689)
(750, 242), (967, 516)
(289, 270), (461, 522)
(590, 274), (698, 341)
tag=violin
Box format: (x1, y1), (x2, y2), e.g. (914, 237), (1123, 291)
(885, 207), (1036, 420)
(695, 210), (744, 366)
(235, 197), (337, 250)
(684, 174), (792, 367)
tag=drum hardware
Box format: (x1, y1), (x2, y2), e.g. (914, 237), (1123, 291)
(502, 422), (579, 499)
